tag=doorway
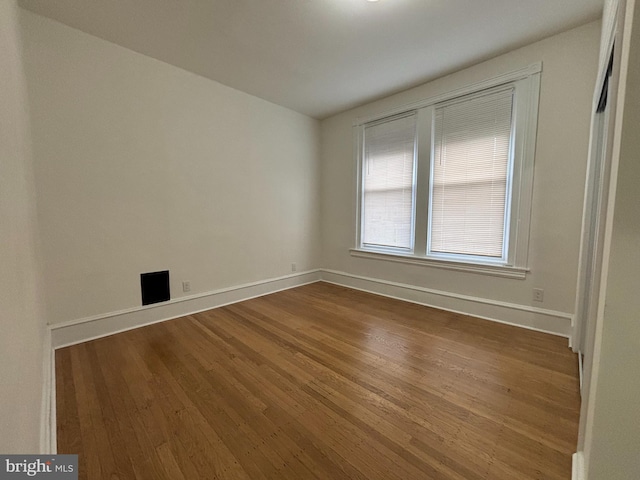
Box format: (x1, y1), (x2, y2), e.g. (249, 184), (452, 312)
(573, 50), (614, 397)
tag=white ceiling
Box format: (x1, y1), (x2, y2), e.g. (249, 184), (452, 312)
(19, 0), (603, 119)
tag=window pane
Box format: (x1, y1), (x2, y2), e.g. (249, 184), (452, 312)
(430, 89), (514, 258)
(362, 114), (416, 250)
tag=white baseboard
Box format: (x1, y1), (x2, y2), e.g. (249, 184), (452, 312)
(49, 267), (573, 348)
(50, 270), (322, 349)
(320, 269), (573, 339)
(572, 452), (585, 480)
(40, 327), (56, 454)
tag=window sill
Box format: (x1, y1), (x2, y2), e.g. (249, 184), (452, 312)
(349, 248), (528, 279)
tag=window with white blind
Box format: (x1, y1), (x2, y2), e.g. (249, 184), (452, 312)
(354, 64), (541, 277)
(429, 88), (513, 261)
(362, 113), (417, 250)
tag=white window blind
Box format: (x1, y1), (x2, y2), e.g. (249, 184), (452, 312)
(430, 88), (514, 258)
(362, 113), (417, 250)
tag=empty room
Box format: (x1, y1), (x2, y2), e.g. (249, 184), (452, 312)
(2, 0), (639, 479)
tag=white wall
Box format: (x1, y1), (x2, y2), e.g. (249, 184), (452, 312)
(20, 10), (322, 325)
(585, 1), (640, 477)
(0, 0), (46, 453)
(320, 21), (601, 333)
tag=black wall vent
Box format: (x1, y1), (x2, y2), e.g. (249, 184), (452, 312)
(141, 270), (170, 306)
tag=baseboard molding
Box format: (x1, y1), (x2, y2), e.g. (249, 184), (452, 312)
(572, 452), (585, 480)
(49, 267), (573, 348)
(320, 269), (573, 339)
(40, 327), (56, 454)
(50, 270), (322, 349)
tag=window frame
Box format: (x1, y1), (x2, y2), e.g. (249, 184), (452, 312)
(353, 63), (542, 279)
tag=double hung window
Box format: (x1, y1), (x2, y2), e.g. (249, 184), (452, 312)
(355, 65), (541, 277)
(361, 113), (417, 251)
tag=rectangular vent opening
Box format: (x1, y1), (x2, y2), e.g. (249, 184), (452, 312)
(141, 270), (170, 306)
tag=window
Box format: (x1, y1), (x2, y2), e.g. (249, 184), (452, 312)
(354, 64), (541, 278)
(429, 88), (513, 261)
(362, 113), (417, 251)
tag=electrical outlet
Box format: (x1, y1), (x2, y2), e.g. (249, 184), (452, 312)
(291, 263), (297, 272)
(182, 281), (191, 293)
(533, 288), (544, 302)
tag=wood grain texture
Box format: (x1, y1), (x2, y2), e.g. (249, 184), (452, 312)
(56, 282), (580, 479)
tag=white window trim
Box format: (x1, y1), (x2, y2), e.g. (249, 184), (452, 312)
(353, 62), (542, 127)
(353, 63), (542, 278)
(349, 248), (529, 279)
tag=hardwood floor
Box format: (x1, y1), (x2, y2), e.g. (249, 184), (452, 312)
(56, 282), (580, 480)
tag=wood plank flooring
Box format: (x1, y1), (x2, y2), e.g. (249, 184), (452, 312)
(56, 282), (581, 480)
